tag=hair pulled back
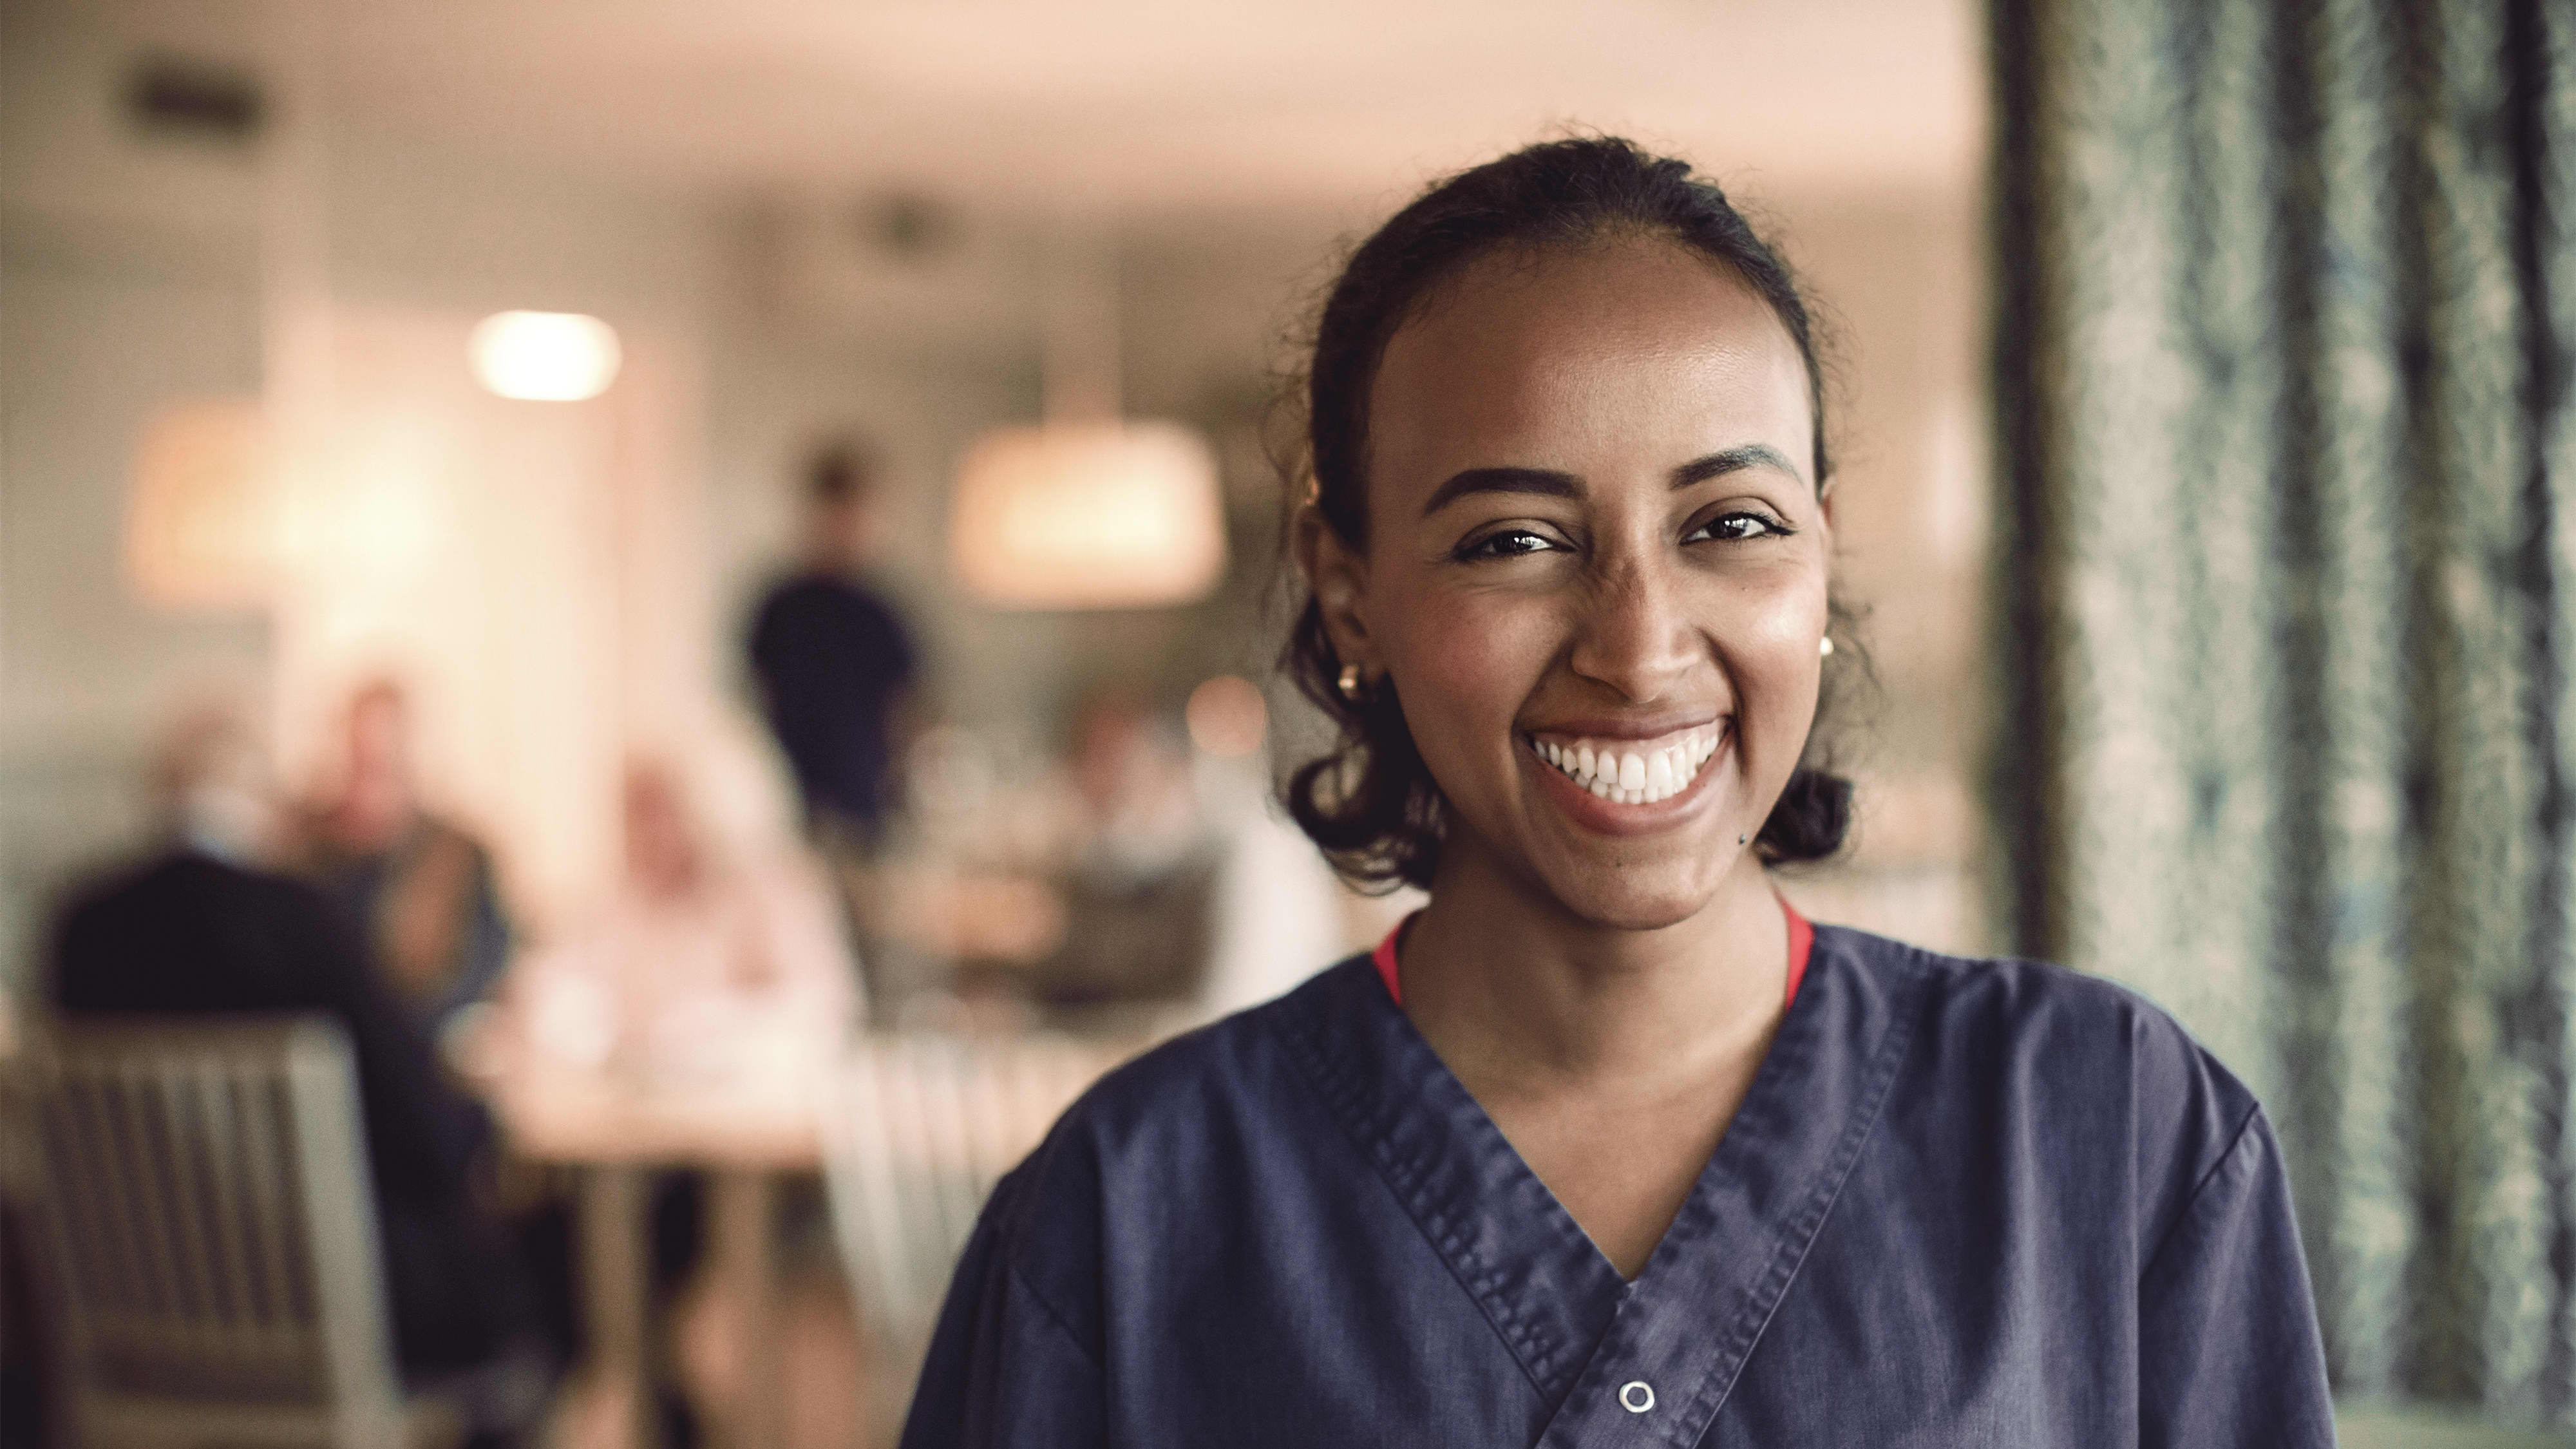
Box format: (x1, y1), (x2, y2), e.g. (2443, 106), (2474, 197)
(1281, 135), (1855, 891)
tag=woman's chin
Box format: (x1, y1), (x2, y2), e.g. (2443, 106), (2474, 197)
(1537, 858), (1730, 934)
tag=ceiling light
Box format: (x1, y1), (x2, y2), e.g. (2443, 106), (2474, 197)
(468, 311), (622, 401)
(951, 421), (1225, 609)
(951, 233), (1226, 610)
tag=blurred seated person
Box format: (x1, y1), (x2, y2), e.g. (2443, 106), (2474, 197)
(48, 705), (551, 1407)
(296, 677), (511, 1041)
(747, 440), (921, 855)
(511, 756), (859, 1086)
(1018, 694), (1220, 1014)
(506, 754), (856, 1449)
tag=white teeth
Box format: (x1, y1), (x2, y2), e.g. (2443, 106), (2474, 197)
(1533, 726), (1725, 805)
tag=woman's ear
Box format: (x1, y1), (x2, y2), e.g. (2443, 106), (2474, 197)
(1294, 504), (1374, 673)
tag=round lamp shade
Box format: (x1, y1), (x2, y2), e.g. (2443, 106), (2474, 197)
(951, 421), (1226, 609)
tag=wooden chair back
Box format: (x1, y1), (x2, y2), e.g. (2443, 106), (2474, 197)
(19, 1015), (407, 1449)
(817, 1033), (1115, 1374)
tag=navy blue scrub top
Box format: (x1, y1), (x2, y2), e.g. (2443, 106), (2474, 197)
(902, 924), (2336, 1447)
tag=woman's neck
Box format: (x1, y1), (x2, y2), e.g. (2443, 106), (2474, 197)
(1397, 845), (1788, 1090)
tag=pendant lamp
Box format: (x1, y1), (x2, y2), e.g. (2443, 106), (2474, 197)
(950, 233), (1224, 609)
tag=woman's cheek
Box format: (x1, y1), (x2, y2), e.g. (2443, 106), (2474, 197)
(1392, 590), (1546, 764)
(1719, 582), (1826, 777)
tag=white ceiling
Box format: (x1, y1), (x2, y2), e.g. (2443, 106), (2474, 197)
(111, 0), (1982, 214)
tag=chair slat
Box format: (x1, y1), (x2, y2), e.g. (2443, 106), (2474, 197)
(36, 1083), (126, 1316)
(150, 1059), (227, 1327)
(184, 1061), (255, 1327)
(222, 1071), (289, 1323)
(918, 1044), (980, 1260)
(104, 1071), (183, 1323)
(74, 1074), (171, 1319)
(258, 1075), (319, 1323)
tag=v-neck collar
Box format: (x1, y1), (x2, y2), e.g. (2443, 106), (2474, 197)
(1274, 925), (1924, 1446)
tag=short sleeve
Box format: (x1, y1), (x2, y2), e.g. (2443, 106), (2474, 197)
(2135, 1107), (2336, 1448)
(900, 1171), (1106, 1449)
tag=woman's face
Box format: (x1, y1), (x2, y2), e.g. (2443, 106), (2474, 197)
(1307, 235), (1831, 929)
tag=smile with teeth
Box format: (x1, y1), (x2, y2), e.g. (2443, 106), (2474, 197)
(1528, 725), (1725, 806)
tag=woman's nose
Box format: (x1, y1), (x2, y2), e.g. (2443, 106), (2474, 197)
(1566, 554), (1698, 703)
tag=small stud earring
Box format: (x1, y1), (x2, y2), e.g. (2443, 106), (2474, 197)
(1338, 664), (1364, 701)
(1819, 635), (1835, 658)
(1738, 833), (1750, 846)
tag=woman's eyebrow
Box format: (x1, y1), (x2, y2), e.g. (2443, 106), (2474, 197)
(1669, 444), (1800, 488)
(1419, 466), (1580, 516)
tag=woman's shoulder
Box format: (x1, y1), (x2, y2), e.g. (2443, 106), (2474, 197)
(1823, 923), (2249, 1093)
(1819, 923), (2269, 1226)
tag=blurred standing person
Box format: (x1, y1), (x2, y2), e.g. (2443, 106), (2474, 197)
(298, 677), (511, 1040)
(748, 442), (921, 845)
(49, 705), (552, 1430)
(745, 441), (922, 998)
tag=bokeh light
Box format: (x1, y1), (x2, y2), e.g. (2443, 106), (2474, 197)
(1186, 675), (1267, 758)
(468, 311), (623, 401)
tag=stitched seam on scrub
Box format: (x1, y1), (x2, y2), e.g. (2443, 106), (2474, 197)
(1658, 937), (1929, 1448)
(1271, 987), (1563, 1401)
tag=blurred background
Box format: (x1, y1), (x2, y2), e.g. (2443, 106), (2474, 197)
(0, 0), (2566, 1446)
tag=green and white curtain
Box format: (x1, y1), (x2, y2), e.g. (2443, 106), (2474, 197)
(1990, 0), (2575, 1423)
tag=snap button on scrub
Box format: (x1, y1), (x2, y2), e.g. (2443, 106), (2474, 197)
(1619, 1381), (1655, 1414)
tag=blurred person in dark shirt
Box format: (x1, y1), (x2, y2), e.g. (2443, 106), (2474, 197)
(745, 441), (921, 850)
(47, 705), (549, 1398)
(294, 678), (512, 1041)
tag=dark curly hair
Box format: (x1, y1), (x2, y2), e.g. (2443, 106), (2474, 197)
(1280, 136), (1857, 892)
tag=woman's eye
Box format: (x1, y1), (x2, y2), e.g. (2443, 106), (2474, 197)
(1687, 511), (1788, 544)
(1459, 528), (1559, 560)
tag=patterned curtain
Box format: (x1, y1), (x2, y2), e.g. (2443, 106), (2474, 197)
(1989, 0), (2575, 1425)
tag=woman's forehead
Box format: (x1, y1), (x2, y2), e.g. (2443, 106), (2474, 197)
(1368, 238), (1812, 489)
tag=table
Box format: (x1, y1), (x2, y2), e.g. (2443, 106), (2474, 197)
(481, 1061), (818, 1449)
(475, 1032), (1141, 1449)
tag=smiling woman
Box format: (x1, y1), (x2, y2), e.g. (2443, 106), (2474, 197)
(898, 138), (2335, 1449)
